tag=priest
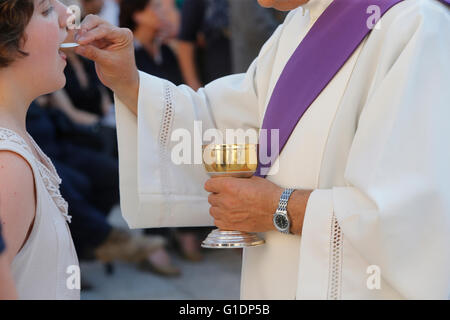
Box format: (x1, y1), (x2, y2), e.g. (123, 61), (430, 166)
(74, 0), (450, 299)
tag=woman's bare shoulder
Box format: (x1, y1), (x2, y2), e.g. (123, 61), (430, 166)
(0, 150), (35, 184)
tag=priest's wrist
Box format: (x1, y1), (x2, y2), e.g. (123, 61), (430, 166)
(277, 189), (312, 235)
(114, 70), (140, 116)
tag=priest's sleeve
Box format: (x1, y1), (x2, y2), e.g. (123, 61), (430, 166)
(298, 7), (450, 300)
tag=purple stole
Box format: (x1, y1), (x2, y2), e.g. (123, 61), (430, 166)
(257, 0), (449, 177)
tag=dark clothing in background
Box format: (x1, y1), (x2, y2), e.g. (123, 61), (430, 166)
(178, 0), (231, 83)
(54, 154), (114, 256)
(26, 102), (118, 257)
(63, 57), (103, 116)
(63, 56), (117, 156)
(56, 145), (119, 216)
(134, 44), (183, 85)
(0, 224), (5, 254)
(176, 0), (184, 9)
(26, 101), (62, 159)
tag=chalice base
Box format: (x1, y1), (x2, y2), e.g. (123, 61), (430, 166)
(201, 229), (265, 249)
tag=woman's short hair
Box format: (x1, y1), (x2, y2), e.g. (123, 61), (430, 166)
(119, 0), (150, 32)
(0, 0), (34, 68)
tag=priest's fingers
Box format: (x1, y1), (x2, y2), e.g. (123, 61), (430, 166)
(214, 220), (245, 232)
(77, 14), (107, 36)
(209, 206), (223, 220)
(73, 15), (138, 109)
(75, 14), (105, 45)
(214, 219), (231, 231)
(76, 44), (106, 63)
(204, 179), (220, 193)
(207, 193), (220, 206)
(77, 24), (131, 48)
(204, 177), (235, 194)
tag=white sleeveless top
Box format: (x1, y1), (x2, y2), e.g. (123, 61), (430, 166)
(0, 128), (80, 300)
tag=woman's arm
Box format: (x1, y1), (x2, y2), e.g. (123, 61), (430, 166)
(0, 252), (18, 299)
(0, 151), (36, 265)
(175, 0), (205, 90)
(176, 40), (202, 90)
(100, 86), (113, 116)
(0, 222), (17, 299)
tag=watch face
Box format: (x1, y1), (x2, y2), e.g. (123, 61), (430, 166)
(274, 214), (289, 230)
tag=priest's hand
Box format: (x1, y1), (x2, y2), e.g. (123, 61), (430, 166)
(204, 176), (312, 235)
(74, 15), (139, 114)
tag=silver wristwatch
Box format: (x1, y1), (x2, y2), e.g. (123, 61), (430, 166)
(273, 188), (295, 234)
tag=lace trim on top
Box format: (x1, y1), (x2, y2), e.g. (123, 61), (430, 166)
(0, 128), (71, 223)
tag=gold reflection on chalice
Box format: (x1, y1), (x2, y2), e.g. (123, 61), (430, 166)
(201, 144), (265, 248)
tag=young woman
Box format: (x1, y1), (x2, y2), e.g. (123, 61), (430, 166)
(0, 0), (79, 299)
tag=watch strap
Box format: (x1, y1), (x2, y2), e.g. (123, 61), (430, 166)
(277, 188), (295, 213)
(274, 188), (295, 234)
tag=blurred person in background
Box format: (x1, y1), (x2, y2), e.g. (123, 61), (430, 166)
(120, 0), (182, 85)
(176, 0), (231, 90)
(100, 0), (180, 36)
(81, 0), (104, 14)
(0, 222), (18, 299)
(228, 0), (285, 73)
(119, 0), (203, 276)
(157, 0), (181, 41)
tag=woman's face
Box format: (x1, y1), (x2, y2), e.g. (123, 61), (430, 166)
(134, 1), (162, 33)
(258, 0), (309, 11)
(18, 0), (69, 95)
(154, 0), (180, 39)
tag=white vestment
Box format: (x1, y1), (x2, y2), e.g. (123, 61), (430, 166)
(115, 0), (450, 299)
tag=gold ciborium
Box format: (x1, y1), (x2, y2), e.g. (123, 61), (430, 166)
(201, 143), (265, 248)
